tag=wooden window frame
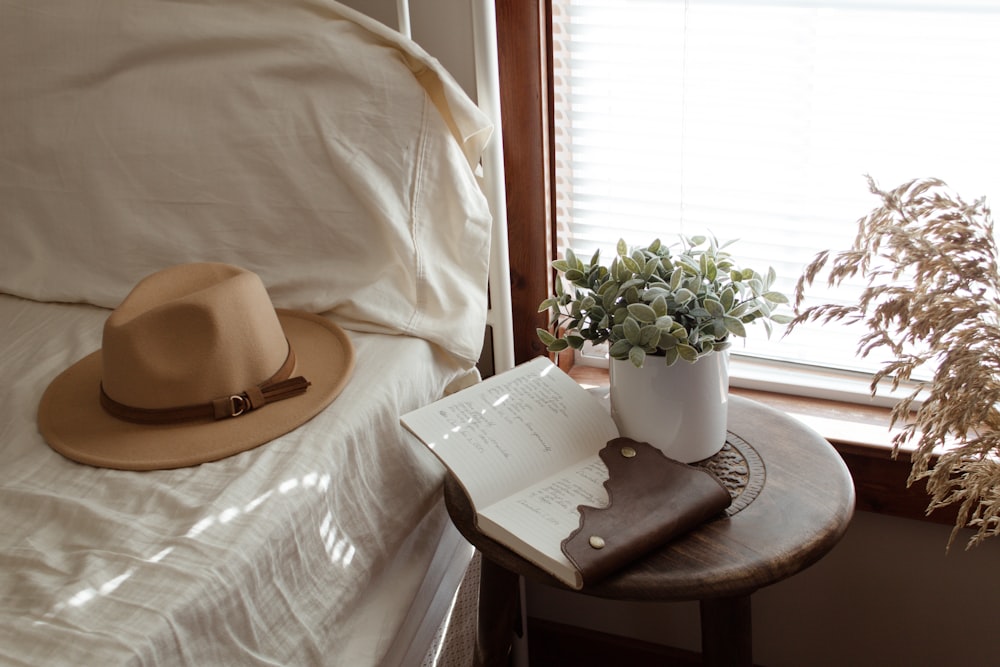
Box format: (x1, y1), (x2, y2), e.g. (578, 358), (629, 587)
(493, 1), (954, 528)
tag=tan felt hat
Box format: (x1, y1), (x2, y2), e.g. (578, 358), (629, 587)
(37, 263), (355, 470)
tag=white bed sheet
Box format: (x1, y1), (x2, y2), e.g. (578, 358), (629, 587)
(0, 293), (469, 666)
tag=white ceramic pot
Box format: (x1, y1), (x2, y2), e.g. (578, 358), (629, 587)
(609, 351), (729, 463)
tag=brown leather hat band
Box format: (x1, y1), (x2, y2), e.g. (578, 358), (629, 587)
(100, 345), (310, 424)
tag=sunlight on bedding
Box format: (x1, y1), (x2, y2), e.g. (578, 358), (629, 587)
(0, 0), (494, 657)
(320, 512), (358, 568)
(41, 471), (354, 623)
(1, 292), (465, 664)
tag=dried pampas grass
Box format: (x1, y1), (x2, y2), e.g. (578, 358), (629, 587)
(792, 175), (1000, 549)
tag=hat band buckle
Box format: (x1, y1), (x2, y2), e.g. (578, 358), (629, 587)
(228, 394), (250, 417)
(99, 343), (311, 425)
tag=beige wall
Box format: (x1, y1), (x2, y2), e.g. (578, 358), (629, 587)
(528, 510), (1000, 666)
(335, 0), (476, 97)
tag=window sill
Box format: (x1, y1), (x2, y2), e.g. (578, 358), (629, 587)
(567, 364), (958, 527)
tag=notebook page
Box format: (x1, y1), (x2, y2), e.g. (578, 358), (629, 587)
(477, 452), (610, 585)
(401, 357), (619, 509)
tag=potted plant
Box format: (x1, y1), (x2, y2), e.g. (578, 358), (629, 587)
(538, 235), (790, 462)
(791, 176), (1000, 549)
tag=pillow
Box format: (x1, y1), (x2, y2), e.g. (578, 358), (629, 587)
(0, 0), (493, 366)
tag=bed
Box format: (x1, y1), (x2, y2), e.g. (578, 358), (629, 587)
(0, 0), (513, 664)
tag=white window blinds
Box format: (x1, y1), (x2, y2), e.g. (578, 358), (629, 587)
(552, 0), (1000, 385)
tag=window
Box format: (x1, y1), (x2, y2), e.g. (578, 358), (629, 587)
(551, 0), (1000, 402)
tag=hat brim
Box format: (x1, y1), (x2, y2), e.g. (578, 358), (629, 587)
(38, 309), (354, 471)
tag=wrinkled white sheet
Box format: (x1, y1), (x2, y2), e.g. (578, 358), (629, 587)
(0, 294), (467, 666)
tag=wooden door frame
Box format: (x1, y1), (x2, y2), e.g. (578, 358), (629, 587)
(495, 1), (554, 364)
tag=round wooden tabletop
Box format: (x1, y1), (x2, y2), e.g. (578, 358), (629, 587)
(443, 394), (855, 602)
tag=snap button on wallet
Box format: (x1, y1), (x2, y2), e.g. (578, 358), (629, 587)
(561, 437), (733, 587)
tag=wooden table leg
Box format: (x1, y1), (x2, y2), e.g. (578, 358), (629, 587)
(700, 595), (753, 667)
(475, 555), (521, 667)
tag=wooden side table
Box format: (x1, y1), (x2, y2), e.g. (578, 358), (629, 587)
(444, 394), (855, 667)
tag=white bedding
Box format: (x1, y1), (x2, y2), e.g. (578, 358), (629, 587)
(0, 1), (496, 662)
(0, 0), (493, 367)
(0, 293), (469, 665)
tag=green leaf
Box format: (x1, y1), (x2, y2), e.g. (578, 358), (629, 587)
(619, 278), (646, 292)
(639, 324), (660, 347)
(657, 331), (679, 348)
(703, 298), (725, 317)
(611, 257), (626, 282)
(627, 302), (658, 323)
(623, 317), (642, 345)
(677, 343), (699, 362)
(585, 267), (603, 290)
(616, 238), (628, 256)
(651, 294), (668, 318)
(729, 301), (757, 318)
(724, 316), (747, 337)
(537, 297), (557, 313)
(764, 291), (789, 304)
(641, 256), (660, 280)
(547, 338), (569, 352)
(597, 279), (618, 296)
(608, 339), (632, 359)
(679, 258), (700, 276)
(674, 287), (696, 305)
(629, 346), (646, 368)
(602, 288), (618, 311)
(711, 318), (728, 338)
(552, 259), (571, 273)
(565, 268), (584, 282)
(770, 313), (794, 324)
(720, 287), (735, 310)
(688, 306), (710, 319)
(664, 347), (680, 366)
(566, 334), (586, 349)
(642, 286), (671, 301)
(705, 258), (717, 282)
(766, 266), (777, 290)
(670, 267), (684, 291)
(536, 328), (556, 345)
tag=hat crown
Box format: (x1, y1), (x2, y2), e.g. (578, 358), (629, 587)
(101, 263), (288, 410)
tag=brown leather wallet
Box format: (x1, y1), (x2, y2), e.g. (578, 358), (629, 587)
(561, 437), (732, 587)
